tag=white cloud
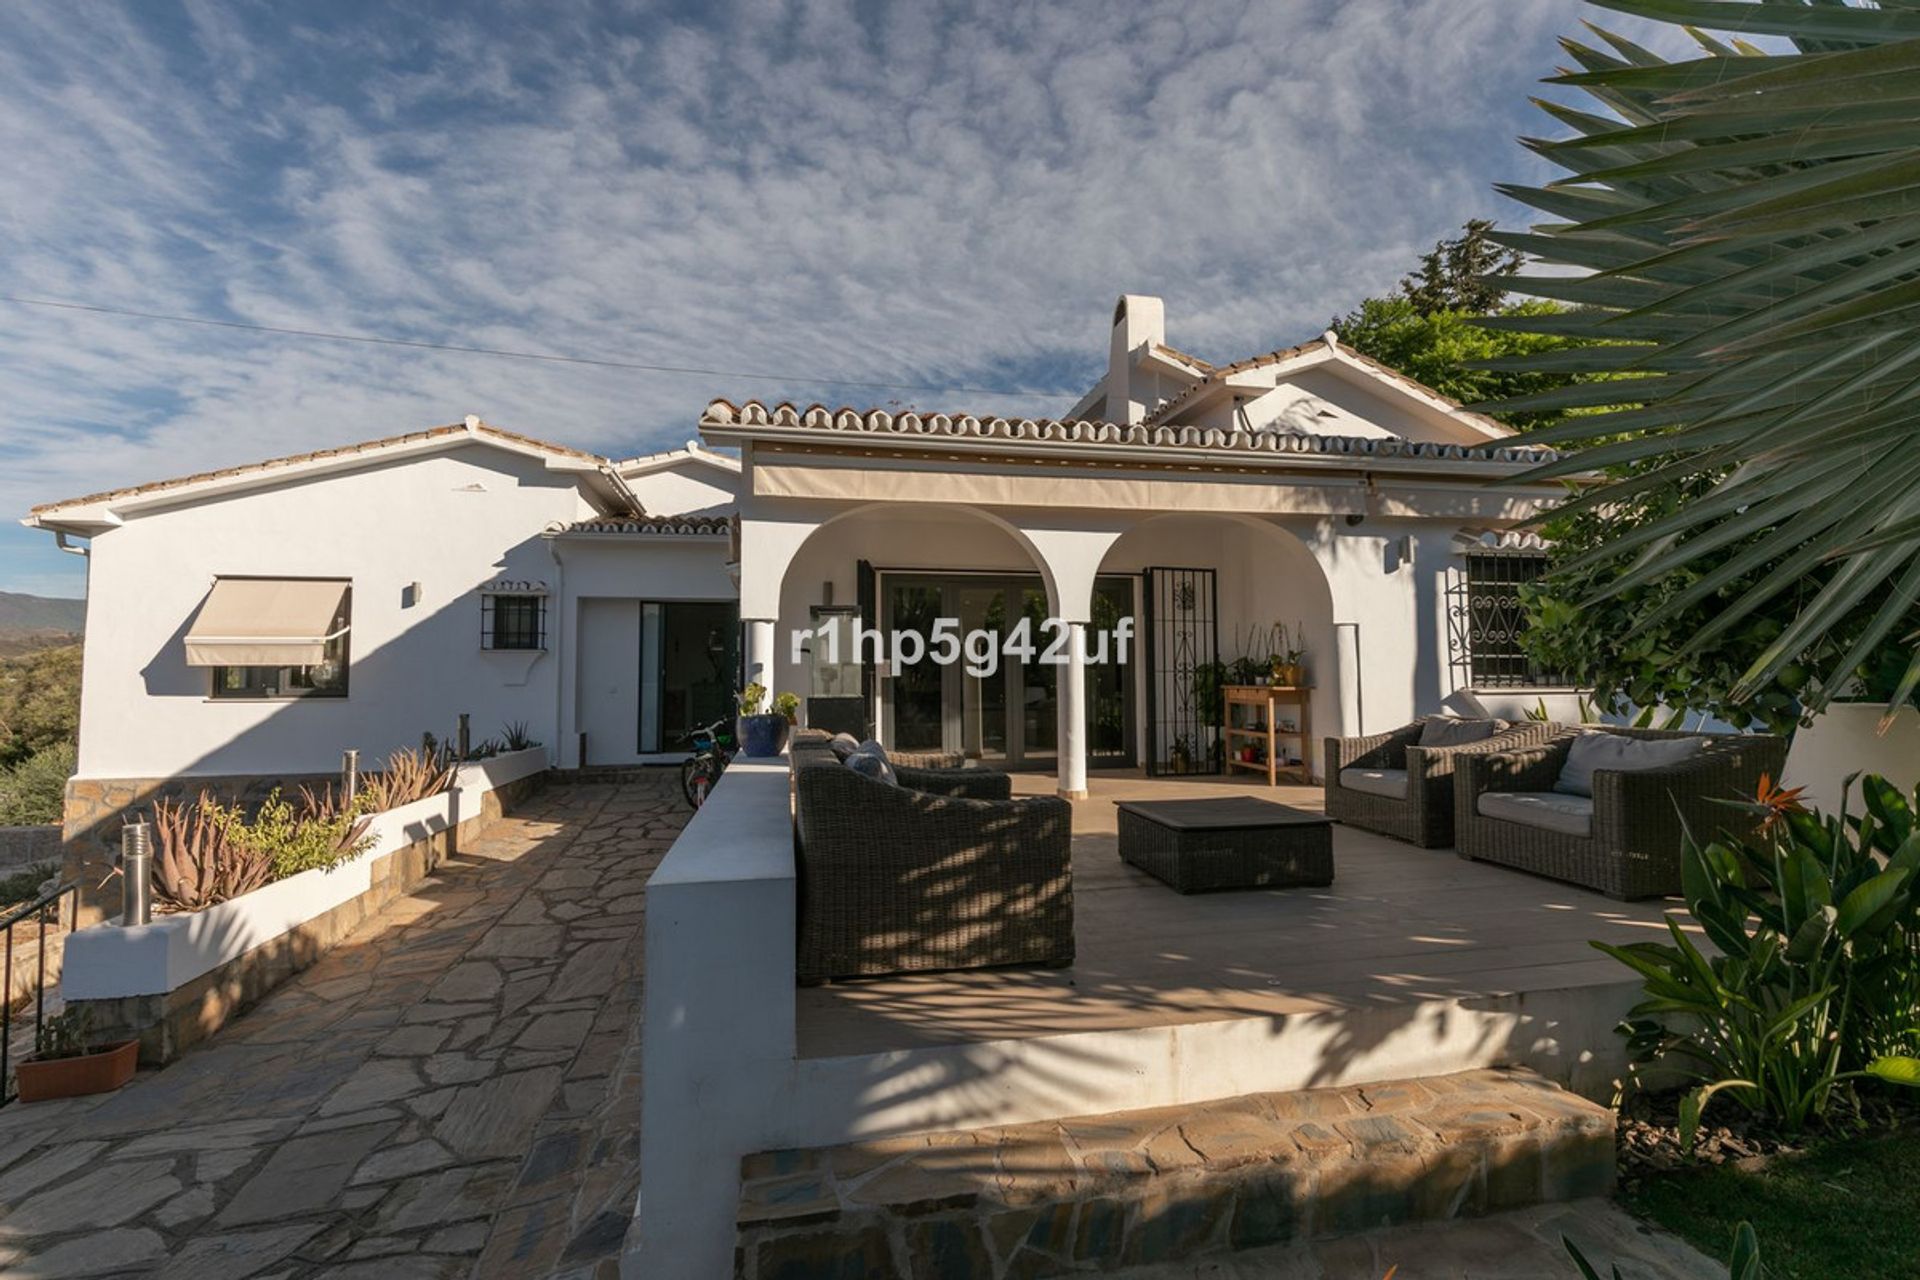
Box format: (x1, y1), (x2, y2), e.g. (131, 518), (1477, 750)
(0, 0), (1687, 592)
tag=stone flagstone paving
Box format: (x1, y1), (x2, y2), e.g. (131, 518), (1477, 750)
(0, 777), (684, 1279)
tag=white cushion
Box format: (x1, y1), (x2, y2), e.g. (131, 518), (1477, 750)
(1418, 716), (1503, 748)
(845, 750), (897, 786)
(1478, 790), (1594, 838)
(1554, 732), (1706, 798)
(1340, 767), (1409, 801)
(828, 733), (861, 760)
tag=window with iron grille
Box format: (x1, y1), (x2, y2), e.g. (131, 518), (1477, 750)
(1447, 552), (1569, 689)
(483, 594), (546, 651)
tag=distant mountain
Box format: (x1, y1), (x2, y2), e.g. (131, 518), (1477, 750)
(0, 592), (85, 636)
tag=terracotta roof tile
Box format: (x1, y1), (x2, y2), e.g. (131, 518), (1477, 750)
(549, 515), (732, 537)
(1149, 342), (1214, 372)
(700, 400), (1558, 465)
(31, 420), (609, 517)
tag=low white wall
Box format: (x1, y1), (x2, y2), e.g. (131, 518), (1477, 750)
(1785, 702), (1920, 817)
(624, 752), (1646, 1276)
(60, 746), (549, 1001)
(630, 757), (797, 1279)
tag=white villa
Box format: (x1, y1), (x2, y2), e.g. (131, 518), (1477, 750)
(26, 297), (1700, 1276)
(26, 294), (1570, 822)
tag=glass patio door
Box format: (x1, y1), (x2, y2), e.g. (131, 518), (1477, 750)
(880, 574), (1131, 769)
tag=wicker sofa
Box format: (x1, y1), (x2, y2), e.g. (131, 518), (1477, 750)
(1454, 726), (1788, 899)
(1323, 719), (1556, 847)
(790, 742), (1074, 983)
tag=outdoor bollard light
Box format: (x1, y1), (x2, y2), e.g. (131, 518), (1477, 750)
(342, 748), (359, 807)
(458, 713), (471, 761)
(121, 820), (153, 927)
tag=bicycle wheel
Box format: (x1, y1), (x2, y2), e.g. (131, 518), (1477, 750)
(683, 757), (718, 810)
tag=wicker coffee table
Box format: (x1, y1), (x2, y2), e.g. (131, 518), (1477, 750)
(1115, 796), (1334, 893)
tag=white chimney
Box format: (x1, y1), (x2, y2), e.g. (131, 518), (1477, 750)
(1106, 295), (1165, 424)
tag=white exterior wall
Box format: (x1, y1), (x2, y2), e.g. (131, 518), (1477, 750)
(622, 463), (737, 516)
(758, 500), (1538, 774)
(75, 446), (592, 779)
(555, 537), (738, 768)
(1177, 367), (1487, 444)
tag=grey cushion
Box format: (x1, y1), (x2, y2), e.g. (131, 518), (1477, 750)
(1554, 732), (1706, 798)
(1418, 715), (1504, 748)
(1339, 767), (1409, 801)
(844, 750), (897, 786)
(828, 733), (861, 761)
(1478, 790), (1595, 838)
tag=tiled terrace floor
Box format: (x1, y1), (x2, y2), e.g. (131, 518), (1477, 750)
(798, 772), (1688, 1057)
(0, 776), (683, 1279)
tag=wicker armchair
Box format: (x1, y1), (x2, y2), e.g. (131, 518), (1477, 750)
(791, 752), (1073, 983)
(1323, 720), (1555, 847)
(1454, 726), (1788, 899)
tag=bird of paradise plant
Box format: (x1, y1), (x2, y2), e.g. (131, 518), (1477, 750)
(1594, 774), (1920, 1147)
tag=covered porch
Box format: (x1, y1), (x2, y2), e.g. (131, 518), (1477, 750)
(707, 398), (1565, 801)
(794, 771), (1685, 1062)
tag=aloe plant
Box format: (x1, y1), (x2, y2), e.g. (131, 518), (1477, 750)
(1491, 1), (1920, 719)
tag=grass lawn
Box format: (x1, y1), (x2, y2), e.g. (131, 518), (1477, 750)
(1624, 1127), (1920, 1279)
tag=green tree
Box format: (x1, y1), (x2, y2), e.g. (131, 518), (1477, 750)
(1334, 296), (1593, 431)
(0, 644), (81, 767)
(1399, 218), (1523, 315)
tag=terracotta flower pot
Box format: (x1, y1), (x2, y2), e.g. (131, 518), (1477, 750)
(15, 1039), (139, 1103)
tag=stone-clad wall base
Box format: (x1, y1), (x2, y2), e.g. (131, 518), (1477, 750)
(734, 1067), (1615, 1279)
(62, 772), (338, 926)
(68, 771), (544, 1064)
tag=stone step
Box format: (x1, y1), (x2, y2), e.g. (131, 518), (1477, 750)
(734, 1067), (1614, 1279)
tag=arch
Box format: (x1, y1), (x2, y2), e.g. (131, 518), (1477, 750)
(1096, 512), (1340, 777)
(743, 500), (1063, 624)
(767, 502), (1066, 750)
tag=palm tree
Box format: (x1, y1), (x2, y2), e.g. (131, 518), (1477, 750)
(1489, 0), (1920, 720)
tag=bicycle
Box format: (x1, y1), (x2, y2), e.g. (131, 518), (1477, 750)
(680, 718), (738, 810)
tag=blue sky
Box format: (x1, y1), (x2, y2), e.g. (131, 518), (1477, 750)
(0, 0), (1669, 599)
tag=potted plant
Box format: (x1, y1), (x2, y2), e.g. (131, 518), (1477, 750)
(1268, 621), (1307, 687)
(771, 690), (801, 726)
(15, 1008), (139, 1103)
(1169, 734), (1194, 775)
(735, 683), (790, 758)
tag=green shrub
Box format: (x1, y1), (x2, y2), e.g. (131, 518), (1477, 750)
(0, 741), (75, 825)
(1595, 775), (1920, 1144)
(225, 788), (374, 880)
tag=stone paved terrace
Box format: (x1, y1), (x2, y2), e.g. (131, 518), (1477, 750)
(0, 776), (684, 1279)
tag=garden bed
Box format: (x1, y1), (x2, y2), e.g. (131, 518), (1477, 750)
(57, 746), (548, 1062)
(1622, 1120), (1920, 1279)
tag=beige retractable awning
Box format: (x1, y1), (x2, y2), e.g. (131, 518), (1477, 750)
(184, 578), (350, 667)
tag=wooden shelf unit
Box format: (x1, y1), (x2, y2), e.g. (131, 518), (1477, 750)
(1222, 684), (1314, 786)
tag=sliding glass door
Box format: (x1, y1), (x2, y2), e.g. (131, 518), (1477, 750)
(638, 600), (738, 751)
(880, 573), (1133, 769)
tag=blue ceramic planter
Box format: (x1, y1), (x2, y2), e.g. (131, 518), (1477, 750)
(737, 713), (790, 758)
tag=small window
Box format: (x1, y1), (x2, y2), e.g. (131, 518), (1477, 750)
(1448, 552), (1568, 689)
(483, 594), (546, 651)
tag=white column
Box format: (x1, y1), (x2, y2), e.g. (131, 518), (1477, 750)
(1058, 620), (1088, 799)
(744, 618), (776, 694)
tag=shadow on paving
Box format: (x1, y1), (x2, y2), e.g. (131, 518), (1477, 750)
(0, 775), (685, 1280)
